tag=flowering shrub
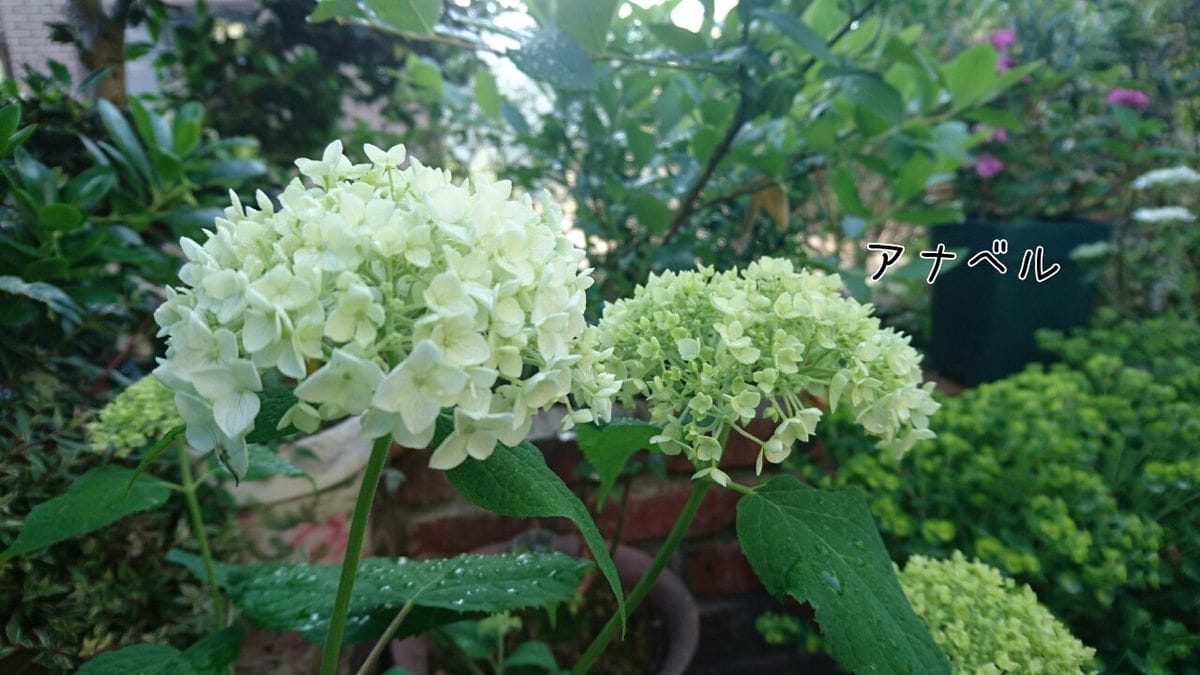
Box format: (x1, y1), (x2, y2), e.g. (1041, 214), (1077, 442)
(152, 141), (615, 475)
(87, 376), (182, 458)
(594, 258), (938, 478)
(805, 349), (1200, 671)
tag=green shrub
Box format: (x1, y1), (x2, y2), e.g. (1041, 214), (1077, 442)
(804, 351), (1200, 672)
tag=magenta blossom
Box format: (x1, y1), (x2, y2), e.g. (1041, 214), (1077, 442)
(989, 29), (1017, 50)
(997, 55), (1016, 73)
(973, 154), (1004, 179)
(1106, 88), (1150, 110)
(972, 124), (1009, 143)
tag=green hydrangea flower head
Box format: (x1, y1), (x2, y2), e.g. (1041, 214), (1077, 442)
(900, 552), (1096, 674)
(87, 375), (183, 457)
(594, 257), (937, 478)
(153, 141), (617, 476)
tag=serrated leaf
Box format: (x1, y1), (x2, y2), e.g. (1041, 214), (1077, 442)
(474, 68), (501, 120)
(366, 0), (442, 36)
(557, 0), (619, 54)
(181, 625), (245, 673)
(737, 477), (950, 674)
(575, 418), (661, 508)
(76, 644), (194, 675)
(245, 387), (300, 444)
(181, 550), (589, 644)
(445, 437), (625, 629)
(510, 29), (597, 92)
(2, 465), (172, 559)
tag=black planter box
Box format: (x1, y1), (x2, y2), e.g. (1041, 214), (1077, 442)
(929, 219), (1111, 386)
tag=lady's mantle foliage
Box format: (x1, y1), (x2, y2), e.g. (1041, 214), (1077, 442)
(154, 141), (618, 476)
(595, 258), (937, 477)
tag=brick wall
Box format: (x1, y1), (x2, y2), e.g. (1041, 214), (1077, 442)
(370, 418), (824, 674)
(0, 0), (80, 79)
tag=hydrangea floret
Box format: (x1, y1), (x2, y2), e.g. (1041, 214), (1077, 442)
(593, 258), (937, 480)
(87, 375), (183, 458)
(899, 552), (1096, 674)
(153, 141), (617, 476)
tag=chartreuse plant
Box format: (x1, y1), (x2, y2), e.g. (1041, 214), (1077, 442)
(10, 142), (951, 673)
(760, 552), (1096, 674)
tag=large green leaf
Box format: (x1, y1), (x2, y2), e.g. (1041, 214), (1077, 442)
(180, 625), (245, 672)
(575, 418), (661, 508)
(245, 387), (300, 444)
(736, 477), (950, 674)
(941, 44), (997, 109)
(446, 440), (626, 628)
(366, 0), (442, 36)
(837, 73), (904, 126)
(76, 644), (194, 675)
(556, 0), (619, 55)
(510, 29), (597, 92)
(1, 465), (172, 559)
(172, 549), (588, 643)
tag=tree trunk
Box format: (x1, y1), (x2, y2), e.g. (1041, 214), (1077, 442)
(68, 0), (131, 106)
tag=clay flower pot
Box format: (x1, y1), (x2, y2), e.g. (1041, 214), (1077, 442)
(390, 532), (700, 675)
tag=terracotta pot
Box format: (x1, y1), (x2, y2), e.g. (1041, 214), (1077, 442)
(390, 532), (700, 675)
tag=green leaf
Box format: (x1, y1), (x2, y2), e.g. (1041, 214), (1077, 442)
(646, 22), (707, 54)
(36, 203), (85, 232)
(181, 625), (245, 673)
(891, 206), (962, 226)
(962, 107), (1022, 132)
(129, 98), (173, 154)
(197, 551), (589, 643)
(406, 55), (443, 95)
(97, 99), (153, 182)
(556, 0), (619, 55)
(65, 166), (117, 210)
(510, 29), (598, 92)
(0, 275), (82, 325)
(737, 477), (950, 674)
(245, 387), (300, 444)
(893, 152), (937, 202)
(172, 102), (206, 156)
(837, 73), (904, 126)
(575, 418), (661, 508)
(505, 640), (560, 671)
(474, 68), (501, 120)
(446, 439), (626, 629)
(193, 158), (266, 185)
(77, 644), (194, 675)
(2, 466), (172, 558)
(756, 9), (835, 63)
(629, 193), (671, 235)
(128, 424), (186, 488)
(309, 0), (364, 23)
(942, 44), (997, 109)
(831, 167), (869, 217)
(0, 103), (20, 143)
(209, 444), (312, 483)
(366, 0), (442, 36)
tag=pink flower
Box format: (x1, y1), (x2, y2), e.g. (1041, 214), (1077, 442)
(972, 124), (1009, 143)
(989, 29), (1017, 50)
(973, 154), (1004, 179)
(1106, 88), (1150, 110)
(992, 128), (1009, 142)
(997, 55), (1016, 73)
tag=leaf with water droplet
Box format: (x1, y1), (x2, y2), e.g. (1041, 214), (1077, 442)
(736, 477), (950, 674)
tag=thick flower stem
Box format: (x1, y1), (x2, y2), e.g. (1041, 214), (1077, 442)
(320, 435), (392, 675)
(570, 480), (712, 675)
(177, 444), (226, 630)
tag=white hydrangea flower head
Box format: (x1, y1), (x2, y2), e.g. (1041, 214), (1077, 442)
(1132, 206), (1195, 223)
(594, 258), (938, 475)
(154, 141), (614, 476)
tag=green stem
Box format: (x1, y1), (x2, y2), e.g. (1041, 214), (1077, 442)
(177, 444), (226, 629)
(571, 481), (712, 674)
(319, 435), (392, 675)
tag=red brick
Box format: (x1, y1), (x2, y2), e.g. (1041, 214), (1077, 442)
(388, 443), (454, 507)
(596, 479), (740, 542)
(686, 539), (762, 597)
(405, 506), (530, 558)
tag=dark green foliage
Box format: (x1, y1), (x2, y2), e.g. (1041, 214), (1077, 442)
(805, 319), (1200, 672)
